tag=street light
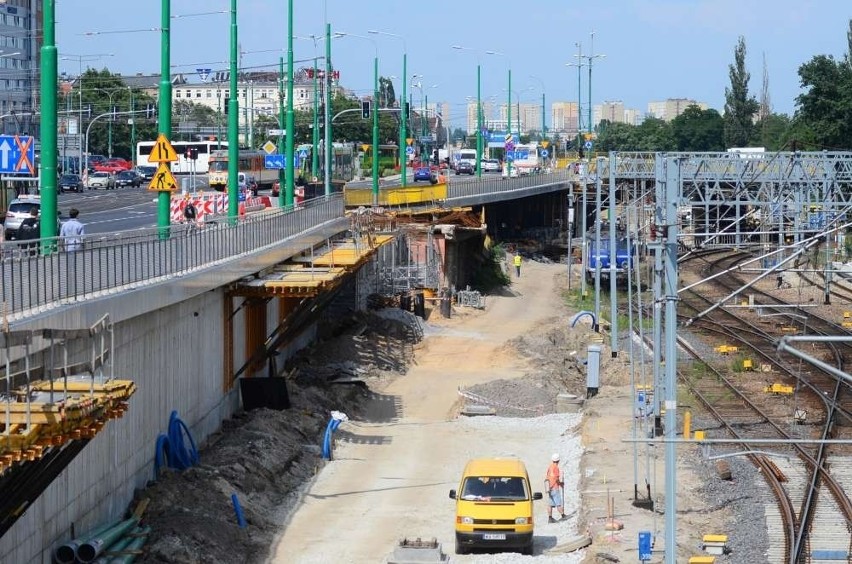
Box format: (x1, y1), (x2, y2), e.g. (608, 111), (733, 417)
(574, 33), (605, 148)
(92, 88), (119, 158)
(336, 32), (380, 205)
(368, 30), (408, 187)
(565, 44), (587, 155)
(60, 53), (114, 175)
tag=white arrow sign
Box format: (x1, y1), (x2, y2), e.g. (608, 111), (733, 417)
(0, 139), (10, 171)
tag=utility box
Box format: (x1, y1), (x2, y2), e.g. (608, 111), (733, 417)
(586, 344), (601, 397)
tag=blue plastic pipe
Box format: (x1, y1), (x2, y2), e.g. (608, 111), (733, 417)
(231, 493), (247, 528)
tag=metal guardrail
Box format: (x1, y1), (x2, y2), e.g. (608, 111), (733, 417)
(0, 195), (344, 319)
(445, 168), (574, 201)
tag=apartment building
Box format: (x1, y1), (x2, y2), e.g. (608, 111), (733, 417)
(466, 99), (494, 132)
(646, 98), (708, 121)
(0, 0), (39, 135)
(551, 101), (579, 134)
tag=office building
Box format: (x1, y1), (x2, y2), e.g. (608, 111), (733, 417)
(0, 0), (39, 135)
(646, 98), (708, 122)
(551, 101), (579, 135)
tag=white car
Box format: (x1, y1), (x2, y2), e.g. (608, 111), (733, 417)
(501, 164), (519, 178)
(481, 159), (500, 172)
(86, 171), (115, 190)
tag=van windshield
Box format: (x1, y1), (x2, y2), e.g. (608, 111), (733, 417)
(461, 476), (528, 501)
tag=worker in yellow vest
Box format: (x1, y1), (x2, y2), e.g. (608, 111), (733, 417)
(514, 252), (522, 277)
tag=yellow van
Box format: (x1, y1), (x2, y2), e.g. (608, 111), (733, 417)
(448, 458), (543, 555)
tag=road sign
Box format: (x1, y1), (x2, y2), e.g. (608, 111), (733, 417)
(268, 129), (285, 136)
(540, 149), (549, 158)
(584, 140), (593, 150)
(361, 144), (370, 152)
(262, 141), (276, 155)
(299, 149), (309, 159)
(265, 154), (285, 169)
(148, 134), (178, 163)
(638, 531), (652, 561)
(59, 134), (82, 152)
(0, 135), (35, 175)
(264, 154), (300, 169)
(419, 135), (433, 143)
(148, 163), (178, 192)
(405, 137), (414, 146)
(541, 140), (550, 149)
(405, 146), (414, 156)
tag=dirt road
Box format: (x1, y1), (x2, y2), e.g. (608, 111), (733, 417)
(268, 261), (586, 563)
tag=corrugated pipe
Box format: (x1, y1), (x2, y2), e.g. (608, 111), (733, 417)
(106, 526), (151, 564)
(76, 517), (140, 563)
(54, 519), (120, 564)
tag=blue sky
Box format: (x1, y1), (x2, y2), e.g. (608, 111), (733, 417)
(56, 0), (850, 129)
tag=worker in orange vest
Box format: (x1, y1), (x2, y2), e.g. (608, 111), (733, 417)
(545, 453), (565, 523)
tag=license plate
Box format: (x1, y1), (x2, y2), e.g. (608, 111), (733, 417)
(482, 533), (506, 540)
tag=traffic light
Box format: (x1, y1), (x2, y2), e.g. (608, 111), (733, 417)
(361, 100), (371, 119)
(185, 147), (198, 160)
(224, 97), (230, 115)
(403, 102), (410, 120)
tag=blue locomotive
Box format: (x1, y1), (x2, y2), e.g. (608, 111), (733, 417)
(586, 229), (636, 282)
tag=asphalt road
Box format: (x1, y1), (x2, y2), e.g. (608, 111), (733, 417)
(56, 175), (209, 235)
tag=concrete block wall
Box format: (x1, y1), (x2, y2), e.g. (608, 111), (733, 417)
(0, 288), (247, 563)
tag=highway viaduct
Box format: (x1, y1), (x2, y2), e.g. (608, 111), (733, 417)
(0, 169), (574, 562)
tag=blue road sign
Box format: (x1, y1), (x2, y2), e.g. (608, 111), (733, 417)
(298, 149), (309, 159)
(0, 135), (35, 175)
(405, 146), (415, 156)
(540, 149), (549, 158)
(584, 140), (593, 150)
(265, 154), (301, 169)
(638, 531), (652, 561)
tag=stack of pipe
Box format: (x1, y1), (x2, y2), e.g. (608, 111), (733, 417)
(54, 517), (151, 563)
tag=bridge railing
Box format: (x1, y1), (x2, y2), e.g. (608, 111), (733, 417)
(0, 194), (344, 320)
(445, 168), (573, 201)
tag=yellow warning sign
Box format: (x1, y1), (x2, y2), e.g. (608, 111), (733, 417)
(541, 140), (550, 149)
(406, 137), (414, 146)
(147, 163), (178, 192)
(360, 144), (370, 152)
(148, 134), (178, 163)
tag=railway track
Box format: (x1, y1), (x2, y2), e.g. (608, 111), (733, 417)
(674, 249), (852, 562)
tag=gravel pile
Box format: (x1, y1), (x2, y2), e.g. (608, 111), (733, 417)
(679, 415), (770, 563)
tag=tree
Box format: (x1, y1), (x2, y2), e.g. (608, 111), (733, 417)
(378, 76), (396, 109)
(634, 117), (675, 151)
(795, 53), (852, 149)
(750, 113), (792, 150)
(68, 68), (157, 159)
(723, 36), (759, 148)
(670, 106), (724, 151)
(595, 121), (636, 152)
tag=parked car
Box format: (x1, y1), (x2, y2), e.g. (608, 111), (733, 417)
(455, 161), (475, 175)
(413, 166), (437, 184)
(58, 173), (84, 193)
(87, 171), (115, 189)
(3, 195), (40, 239)
(106, 158), (133, 170)
(136, 165), (157, 181)
(115, 170), (142, 188)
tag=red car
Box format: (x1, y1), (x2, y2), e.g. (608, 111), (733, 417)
(94, 160), (127, 173)
(107, 158), (133, 170)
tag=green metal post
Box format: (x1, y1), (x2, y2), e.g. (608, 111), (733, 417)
(507, 69), (512, 177)
(39, 0), (57, 241)
(312, 58), (319, 178)
(228, 0), (239, 220)
(129, 88), (136, 165)
(400, 53), (407, 187)
(285, 0), (295, 209)
(278, 57), (285, 208)
(324, 23), (332, 196)
(576, 43), (582, 158)
(107, 104), (112, 158)
(217, 90), (222, 149)
(157, 0), (172, 235)
(541, 91), (545, 139)
(371, 56), (379, 205)
(475, 64), (481, 177)
(588, 59), (593, 149)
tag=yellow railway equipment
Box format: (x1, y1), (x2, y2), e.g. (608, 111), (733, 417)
(764, 383), (794, 395)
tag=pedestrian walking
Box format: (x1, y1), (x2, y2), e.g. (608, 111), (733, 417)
(17, 207), (40, 256)
(514, 252), (522, 278)
(545, 453), (565, 523)
(183, 197), (197, 224)
(59, 208), (85, 252)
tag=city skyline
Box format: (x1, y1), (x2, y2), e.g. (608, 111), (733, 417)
(52, 1), (850, 132)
